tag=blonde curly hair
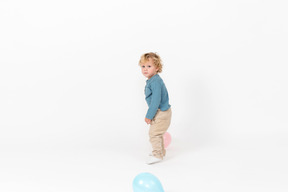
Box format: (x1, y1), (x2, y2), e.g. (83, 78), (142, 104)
(139, 52), (163, 73)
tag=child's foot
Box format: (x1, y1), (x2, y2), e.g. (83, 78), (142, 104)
(146, 156), (163, 165)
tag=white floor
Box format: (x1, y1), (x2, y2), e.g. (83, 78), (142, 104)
(1, 127), (287, 192)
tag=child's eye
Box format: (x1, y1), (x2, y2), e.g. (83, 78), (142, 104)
(148, 65), (151, 68)
(142, 66), (145, 68)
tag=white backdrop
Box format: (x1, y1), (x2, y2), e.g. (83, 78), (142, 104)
(1, 0), (288, 191)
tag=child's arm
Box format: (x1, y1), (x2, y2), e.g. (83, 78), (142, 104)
(145, 82), (161, 121)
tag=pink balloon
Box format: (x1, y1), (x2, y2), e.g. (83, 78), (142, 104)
(163, 132), (171, 148)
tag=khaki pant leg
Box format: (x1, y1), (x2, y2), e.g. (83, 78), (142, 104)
(149, 108), (172, 159)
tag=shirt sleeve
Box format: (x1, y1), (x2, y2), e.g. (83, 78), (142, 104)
(145, 81), (162, 120)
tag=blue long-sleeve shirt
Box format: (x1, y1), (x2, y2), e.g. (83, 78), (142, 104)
(145, 74), (171, 120)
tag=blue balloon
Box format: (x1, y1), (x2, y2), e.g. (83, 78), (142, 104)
(132, 172), (164, 192)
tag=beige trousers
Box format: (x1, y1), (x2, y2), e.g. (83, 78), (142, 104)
(149, 108), (172, 159)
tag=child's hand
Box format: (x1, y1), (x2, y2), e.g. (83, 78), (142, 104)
(145, 118), (152, 125)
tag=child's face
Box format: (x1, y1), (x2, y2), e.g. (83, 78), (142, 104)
(140, 59), (159, 79)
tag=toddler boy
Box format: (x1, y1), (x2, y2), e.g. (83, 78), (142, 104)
(139, 52), (172, 165)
